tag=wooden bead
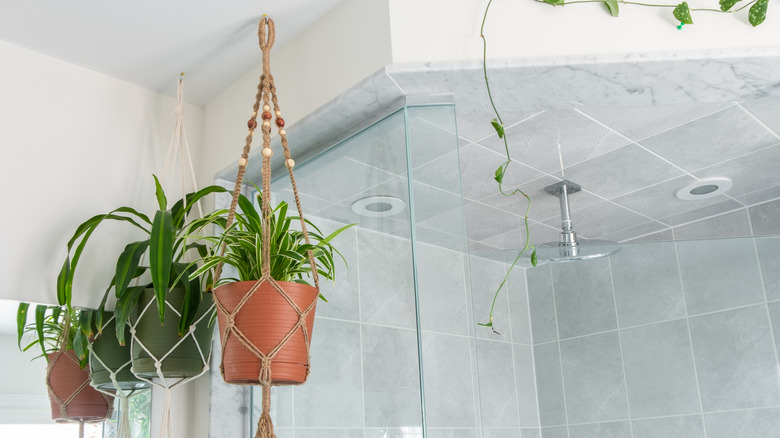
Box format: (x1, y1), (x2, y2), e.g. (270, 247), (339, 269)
(251, 111), (258, 118)
(278, 128), (286, 136)
(238, 158), (248, 167)
(261, 147), (273, 157)
(275, 110), (281, 117)
(275, 118), (285, 128)
(261, 111), (272, 120)
(247, 119), (257, 129)
(263, 104), (271, 112)
(262, 120), (271, 128)
(285, 159), (295, 169)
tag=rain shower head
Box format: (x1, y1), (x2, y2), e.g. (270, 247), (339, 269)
(533, 180), (620, 263)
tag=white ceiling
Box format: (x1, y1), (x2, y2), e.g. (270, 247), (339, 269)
(0, 0), (345, 105)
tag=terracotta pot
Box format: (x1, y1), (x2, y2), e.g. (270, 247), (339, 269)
(89, 314), (150, 391)
(47, 350), (111, 422)
(131, 288), (215, 379)
(214, 280), (318, 385)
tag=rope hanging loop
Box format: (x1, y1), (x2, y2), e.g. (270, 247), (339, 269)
(213, 15), (321, 438)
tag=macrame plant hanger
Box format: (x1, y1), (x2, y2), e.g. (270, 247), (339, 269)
(46, 312), (114, 438)
(214, 16), (320, 438)
(127, 74), (215, 438)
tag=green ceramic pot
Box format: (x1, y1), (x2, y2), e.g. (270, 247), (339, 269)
(89, 314), (150, 391)
(130, 288), (215, 379)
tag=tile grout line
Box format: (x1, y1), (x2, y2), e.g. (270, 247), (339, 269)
(672, 240), (708, 438)
(504, 263), (525, 434)
(524, 265), (545, 434)
(736, 101), (780, 141)
(462, 251), (485, 438)
(607, 257), (635, 438)
(355, 229), (367, 438)
(548, 266), (573, 438)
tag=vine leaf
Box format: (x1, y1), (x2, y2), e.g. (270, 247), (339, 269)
(531, 248), (538, 267)
(749, 0), (768, 26)
(543, 0), (566, 5)
(604, 0), (620, 17)
(477, 322), (493, 327)
(490, 118), (505, 138)
(673, 2), (693, 24)
(494, 164), (506, 184)
(719, 0), (740, 12)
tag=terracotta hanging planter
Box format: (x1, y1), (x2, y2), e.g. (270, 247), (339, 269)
(215, 280), (318, 384)
(47, 350), (112, 422)
(130, 288), (214, 379)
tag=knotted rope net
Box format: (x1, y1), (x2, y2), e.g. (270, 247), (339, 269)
(214, 16), (320, 438)
(46, 313), (113, 438)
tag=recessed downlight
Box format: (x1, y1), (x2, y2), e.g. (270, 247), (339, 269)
(675, 178), (733, 201)
(351, 196), (406, 217)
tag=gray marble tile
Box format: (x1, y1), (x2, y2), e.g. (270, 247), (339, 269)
(749, 198), (780, 236)
(561, 144), (684, 199)
(704, 408), (780, 438)
(766, 302), (780, 359)
(689, 305), (780, 411)
(483, 222), (562, 251)
(514, 345), (540, 428)
(293, 319), (363, 427)
(365, 427), (424, 438)
(508, 268), (532, 345)
(757, 237), (780, 300)
(568, 422), (631, 438)
(483, 429), (522, 438)
(426, 429), (478, 438)
(210, 334), (250, 437)
(361, 325), (423, 428)
(417, 244), (470, 335)
(527, 264), (558, 344)
(672, 209), (752, 240)
(596, 221), (668, 244)
(676, 238), (764, 315)
(542, 201), (652, 241)
(560, 332), (629, 424)
(408, 105), (461, 169)
(533, 342), (566, 427)
(358, 230), (417, 328)
(661, 199), (744, 227)
(610, 241), (686, 327)
(551, 258), (617, 339)
(520, 429), (541, 438)
(346, 115), (409, 176)
(741, 97), (780, 136)
(621, 320), (700, 418)
(632, 415), (705, 438)
(296, 154), (397, 204)
(413, 150), (463, 198)
(314, 221), (359, 321)
(736, 184), (780, 206)
(481, 109), (632, 174)
(475, 339), (521, 428)
(639, 105), (780, 172)
(540, 426), (568, 438)
(694, 145), (780, 198)
(455, 108), (540, 144)
(421, 332), (476, 428)
(464, 201), (528, 244)
(294, 430), (364, 438)
(458, 143), (545, 202)
(469, 256), (511, 340)
(624, 229), (673, 243)
(580, 102), (730, 141)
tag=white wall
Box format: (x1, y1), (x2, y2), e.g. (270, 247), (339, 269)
(200, 0), (393, 186)
(389, 0), (780, 63)
(0, 39), (203, 310)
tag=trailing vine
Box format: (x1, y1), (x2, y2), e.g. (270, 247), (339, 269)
(477, 0), (768, 334)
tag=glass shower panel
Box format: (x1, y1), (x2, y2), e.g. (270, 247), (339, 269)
(250, 109), (424, 437)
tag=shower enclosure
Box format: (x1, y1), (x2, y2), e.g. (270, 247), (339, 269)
(208, 92), (780, 437)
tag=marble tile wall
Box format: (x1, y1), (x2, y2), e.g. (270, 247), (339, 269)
(528, 236), (780, 438)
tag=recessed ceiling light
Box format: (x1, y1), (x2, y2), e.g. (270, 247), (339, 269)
(675, 178), (733, 201)
(351, 196), (406, 217)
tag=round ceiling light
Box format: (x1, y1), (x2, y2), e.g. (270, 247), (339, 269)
(351, 196), (406, 217)
(675, 177), (733, 201)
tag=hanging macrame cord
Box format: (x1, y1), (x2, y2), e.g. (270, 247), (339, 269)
(214, 16), (319, 438)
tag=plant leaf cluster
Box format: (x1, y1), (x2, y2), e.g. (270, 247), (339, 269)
(17, 304), (93, 367)
(190, 191), (354, 300)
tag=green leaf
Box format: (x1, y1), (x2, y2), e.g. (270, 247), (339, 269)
(749, 0), (768, 26)
(35, 305), (47, 359)
(150, 210), (174, 323)
(153, 175), (167, 210)
(73, 330), (88, 364)
(543, 0), (565, 5)
(172, 262), (202, 337)
(115, 286), (145, 345)
(673, 2), (693, 24)
(114, 240), (149, 299)
(171, 185), (228, 229)
(490, 118), (505, 139)
(477, 322), (493, 327)
(17, 303), (29, 349)
(56, 258), (71, 309)
(604, 0), (619, 16)
(531, 248), (538, 267)
(719, 0), (740, 11)
(494, 164), (505, 184)
(79, 310), (93, 338)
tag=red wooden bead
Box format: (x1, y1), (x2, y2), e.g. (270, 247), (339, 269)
(276, 118), (285, 128)
(261, 111), (272, 120)
(247, 119), (257, 129)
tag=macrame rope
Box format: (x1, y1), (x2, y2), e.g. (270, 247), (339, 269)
(212, 16), (320, 438)
(45, 348), (114, 425)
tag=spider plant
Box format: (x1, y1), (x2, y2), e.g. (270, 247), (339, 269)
(190, 191), (354, 298)
(16, 304), (93, 367)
